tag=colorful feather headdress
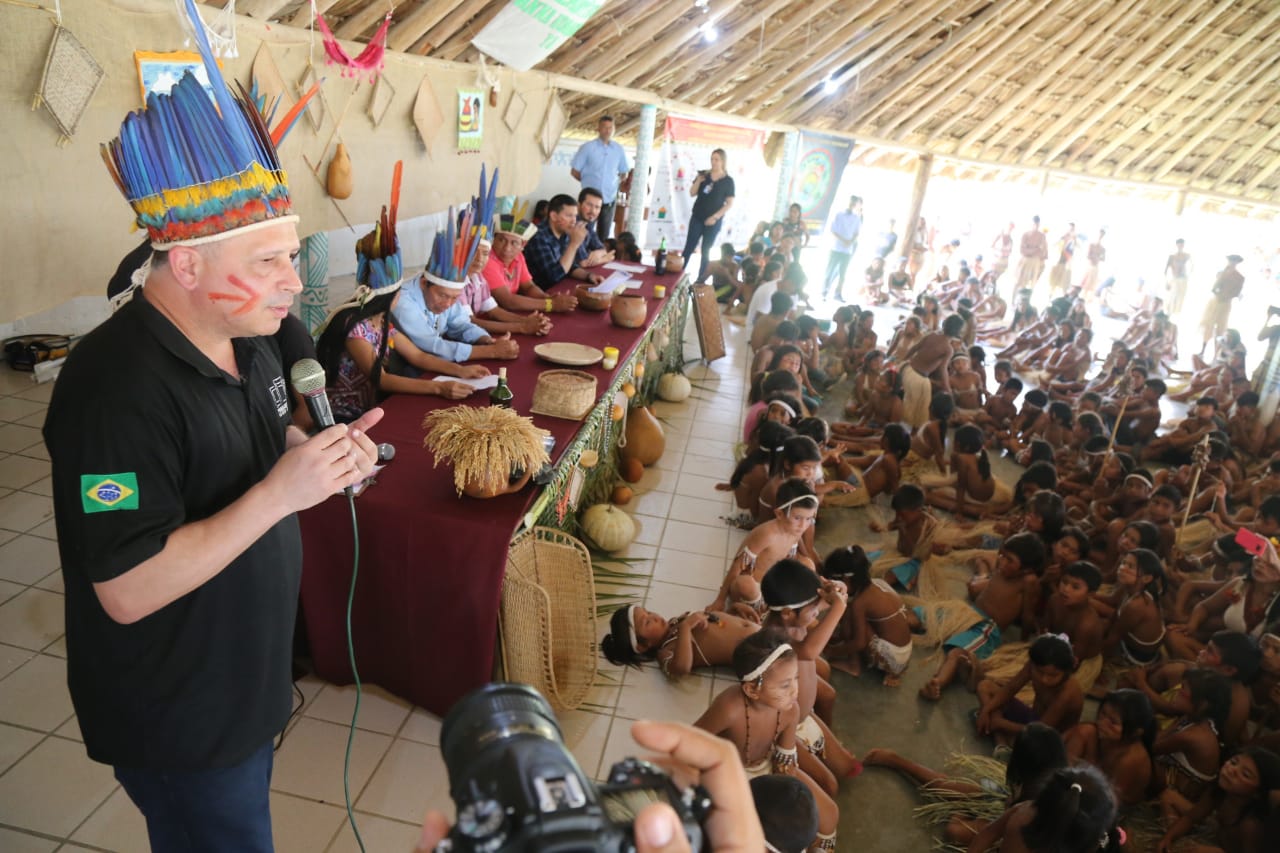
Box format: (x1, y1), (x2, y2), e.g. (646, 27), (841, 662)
(495, 199), (537, 241)
(425, 165), (499, 288)
(100, 0), (297, 249)
(355, 160), (403, 290)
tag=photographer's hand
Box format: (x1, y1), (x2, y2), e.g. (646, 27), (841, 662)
(412, 720), (764, 853)
(630, 719), (766, 852)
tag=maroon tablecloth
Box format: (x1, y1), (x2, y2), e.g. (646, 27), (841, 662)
(298, 269), (674, 716)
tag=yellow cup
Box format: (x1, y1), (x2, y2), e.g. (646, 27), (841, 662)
(602, 346), (619, 370)
(653, 284), (666, 299)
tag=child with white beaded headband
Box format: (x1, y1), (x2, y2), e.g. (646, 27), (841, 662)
(712, 479), (820, 619)
(760, 559), (861, 847)
(969, 764), (1122, 853)
(693, 630), (840, 852)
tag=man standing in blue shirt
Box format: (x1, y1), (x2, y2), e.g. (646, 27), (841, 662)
(823, 195), (862, 301)
(571, 116), (630, 241)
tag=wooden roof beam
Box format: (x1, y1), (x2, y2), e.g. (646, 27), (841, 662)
(412, 0), (498, 56)
(1141, 56), (1280, 181)
(956, 0), (1139, 152)
(573, 9), (705, 83)
(1039, 1), (1241, 168)
(288, 0), (339, 29)
(672, 0), (873, 105)
(240, 0), (293, 21)
(1080, 3), (1280, 171)
(844, 0), (1024, 127)
(386, 0), (469, 53)
(335, 0), (389, 39)
(767, 2), (983, 125)
(631, 0), (796, 92)
(434, 2), (510, 60)
(883, 0), (1057, 139)
(709, 3), (898, 115)
(543, 0), (664, 75)
(1213, 119), (1280, 192)
(602, 0), (748, 90)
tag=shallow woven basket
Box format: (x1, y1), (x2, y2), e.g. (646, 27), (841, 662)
(500, 527), (598, 712)
(529, 369), (597, 420)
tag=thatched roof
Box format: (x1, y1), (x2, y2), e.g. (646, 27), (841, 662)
(236, 0), (1280, 208)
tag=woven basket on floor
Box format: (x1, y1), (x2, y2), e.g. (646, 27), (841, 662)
(500, 526), (598, 711)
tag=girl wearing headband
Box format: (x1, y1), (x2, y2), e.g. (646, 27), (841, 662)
(716, 421), (794, 514)
(598, 604), (760, 679)
(756, 436), (824, 525)
(694, 631), (840, 850)
(821, 545), (913, 685)
(714, 479), (819, 616)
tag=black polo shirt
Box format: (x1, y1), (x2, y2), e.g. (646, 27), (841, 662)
(43, 290), (302, 770)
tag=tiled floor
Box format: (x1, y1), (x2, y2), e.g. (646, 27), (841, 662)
(0, 319), (755, 850)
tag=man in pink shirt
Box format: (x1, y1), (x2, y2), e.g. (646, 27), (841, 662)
(483, 213), (579, 314)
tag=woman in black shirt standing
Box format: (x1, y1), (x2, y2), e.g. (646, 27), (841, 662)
(683, 147), (736, 283)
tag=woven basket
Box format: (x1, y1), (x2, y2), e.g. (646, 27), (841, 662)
(500, 527), (598, 711)
(529, 369), (597, 420)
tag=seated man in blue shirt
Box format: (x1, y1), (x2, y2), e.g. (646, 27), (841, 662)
(392, 270), (520, 363)
(523, 194), (606, 290)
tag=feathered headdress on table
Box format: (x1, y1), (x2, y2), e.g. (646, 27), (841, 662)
(100, 0), (298, 248)
(424, 165), (499, 288)
(495, 199), (537, 241)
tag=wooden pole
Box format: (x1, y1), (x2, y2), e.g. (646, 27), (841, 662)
(900, 154), (933, 267)
(1179, 436), (1213, 539)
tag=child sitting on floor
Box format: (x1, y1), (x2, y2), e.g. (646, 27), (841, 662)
(968, 764), (1119, 853)
(821, 546), (913, 685)
(757, 436), (824, 525)
(865, 723), (1068, 849)
(1039, 561), (1106, 663)
(717, 421), (794, 514)
(976, 634), (1085, 745)
(1151, 668), (1233, 807)
(916, 532), (1047, 700)
(838, 423), (912, 505)
(694, 631), (840, 851)
(760, 560), (861, 795)
(717, 478), (818, 616)
(924, 424), (1014, 518)
(1064, 688), (1156, 808)
(871, 484), (941, 592)
(600, 604), (762, 678)
(1095, 547), (1167, 667)
(1158, 745), (1280, 853)
(750, 774), (818, 853)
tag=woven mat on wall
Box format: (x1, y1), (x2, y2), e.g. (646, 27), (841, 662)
(38, 26), (104, 139)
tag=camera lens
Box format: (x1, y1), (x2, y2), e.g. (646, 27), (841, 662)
(440, 683), (564, 777)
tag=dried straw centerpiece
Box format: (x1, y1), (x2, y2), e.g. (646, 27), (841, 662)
(423, 405), (550, 497)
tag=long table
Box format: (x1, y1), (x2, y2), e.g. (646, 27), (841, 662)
(298, 269), (683, 716)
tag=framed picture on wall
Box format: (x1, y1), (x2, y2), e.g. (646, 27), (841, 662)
(134, 50), (219, 107)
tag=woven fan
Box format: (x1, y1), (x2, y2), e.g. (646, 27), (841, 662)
(36, 26), (104, 141)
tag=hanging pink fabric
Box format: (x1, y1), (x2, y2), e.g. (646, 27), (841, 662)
(315, 11), (391, 81)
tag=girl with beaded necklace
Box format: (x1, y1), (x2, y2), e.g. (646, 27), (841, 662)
(694, 631), (839, 851)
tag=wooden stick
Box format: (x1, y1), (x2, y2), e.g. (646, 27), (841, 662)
(1179, 435), (1213, 538)
(1107, 394), (1129, 455)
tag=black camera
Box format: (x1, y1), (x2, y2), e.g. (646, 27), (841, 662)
(435, 683), (711, 852)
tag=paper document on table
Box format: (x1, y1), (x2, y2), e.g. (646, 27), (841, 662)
(589, 271), (635, 294)
(432, 374), (500, 390)
(604, 261), (648, 273)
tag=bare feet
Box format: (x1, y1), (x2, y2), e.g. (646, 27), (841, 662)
(957, 649), (982, 691)
(919, 678), (943, 701)
(883, 672), (902, 688)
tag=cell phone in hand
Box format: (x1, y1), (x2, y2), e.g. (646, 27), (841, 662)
(1235, 527), (1272, 557)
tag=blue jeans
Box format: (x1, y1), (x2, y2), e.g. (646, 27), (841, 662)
(682, 216), (723, 283)
(114, 740), (275, 852)
(823, 249), (854, 296)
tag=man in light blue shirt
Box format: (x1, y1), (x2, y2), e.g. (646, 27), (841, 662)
(391, 273), (520, 363)
(571, 116), (630, 241)
(823, 195), (862, 301)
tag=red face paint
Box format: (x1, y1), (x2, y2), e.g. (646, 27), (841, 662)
(207, 274), (263, 316)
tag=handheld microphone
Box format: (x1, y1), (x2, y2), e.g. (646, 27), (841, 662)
(289, 358), (353, 497)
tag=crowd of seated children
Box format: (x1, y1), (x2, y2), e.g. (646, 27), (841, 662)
(596, 248), (1280, 850)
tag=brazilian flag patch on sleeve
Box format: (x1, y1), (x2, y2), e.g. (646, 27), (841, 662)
(81, 473), (139, 513)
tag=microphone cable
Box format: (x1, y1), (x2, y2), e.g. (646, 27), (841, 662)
(342, 490), (367, 853)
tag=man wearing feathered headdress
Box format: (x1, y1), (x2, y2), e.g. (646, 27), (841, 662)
(41, 2), (380, 846)
(483, 206), (580, 315)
